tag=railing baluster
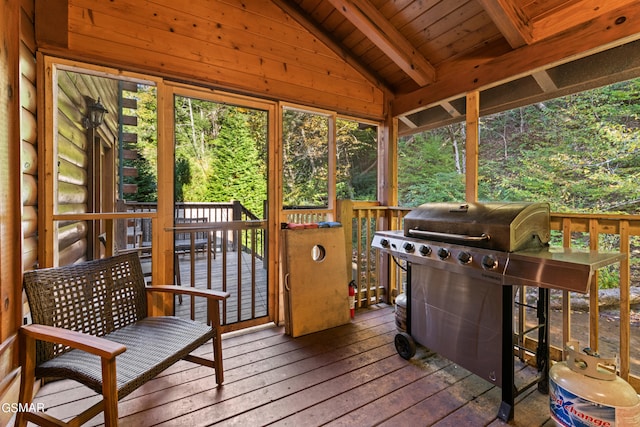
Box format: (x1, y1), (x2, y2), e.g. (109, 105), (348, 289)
(251, 228), (257, 319)
(236, 229), (242, 321)
(222, 235), (228, 324)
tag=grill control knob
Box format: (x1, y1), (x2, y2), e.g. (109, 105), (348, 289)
(419, 245), (432, 256)
(457, 251), (472, 264)
(403, 242), (415, 253)
(380, 238), (390, 248)
(482, 255), (498, 270)
(437, 248), (450, 260)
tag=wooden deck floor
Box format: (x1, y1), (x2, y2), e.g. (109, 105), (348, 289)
(29, 305), (555, 426)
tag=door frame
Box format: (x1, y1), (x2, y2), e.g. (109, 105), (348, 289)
(164, 82), (279, 330)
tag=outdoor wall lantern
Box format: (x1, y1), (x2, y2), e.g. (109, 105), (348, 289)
(83, 97), (109, 129)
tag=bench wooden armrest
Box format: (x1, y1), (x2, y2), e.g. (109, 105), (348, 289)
(146, 285), (230, 301)
(20, 324), (127, 359)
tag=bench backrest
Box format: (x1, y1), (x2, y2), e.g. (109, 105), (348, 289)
(23, 252), (148, 364)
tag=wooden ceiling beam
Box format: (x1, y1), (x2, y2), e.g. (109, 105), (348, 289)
(398, 115), (417, 129)
(326, 0), (436, 86)
(532, 70), (558, 92)
(475, 0), (531, 47)
(530, 0), (638, 42)
(478, 0), (638, 48)
(392, 4), (640, 116)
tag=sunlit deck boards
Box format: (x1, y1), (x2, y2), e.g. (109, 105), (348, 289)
(142, 250), (269, 325)
(29, 305), (553, 426)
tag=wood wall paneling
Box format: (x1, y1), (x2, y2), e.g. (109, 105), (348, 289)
(52, 0), (385, 119)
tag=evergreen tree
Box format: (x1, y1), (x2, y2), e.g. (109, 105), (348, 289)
(206, 109), (267, 218)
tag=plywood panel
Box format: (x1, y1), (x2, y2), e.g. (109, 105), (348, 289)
(282, 227), (350, 337)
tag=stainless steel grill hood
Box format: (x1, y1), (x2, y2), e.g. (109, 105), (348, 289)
(403, 202), (550, 251)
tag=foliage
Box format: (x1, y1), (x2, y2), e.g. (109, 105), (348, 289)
(172, 97), (268, 217)
(336, 119), (378, 200)
(205, 108), (267, 217)
(282, 110), (330, 207)
(398, 125), (466, 206)
(399, 78), (640, 215)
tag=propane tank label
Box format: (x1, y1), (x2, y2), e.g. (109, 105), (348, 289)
(550, 379), (615, 427)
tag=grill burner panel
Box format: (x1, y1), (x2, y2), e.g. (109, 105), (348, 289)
(372, 230), (625, 293)
(373, 231), (507, 284)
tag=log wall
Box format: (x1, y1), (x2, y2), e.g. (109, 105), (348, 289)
(0, 0), (31, 422)
(55, 70), (119, 264)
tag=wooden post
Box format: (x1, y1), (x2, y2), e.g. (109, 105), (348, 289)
(336, 199), (354, 285)
(232, 200), (242, 221)
(465, 91), (479, 203)
(561, 218), (572, 357)
(588, 219), (599, 353)
(152, 82), (175, 316)
(619, 220), (630, 380)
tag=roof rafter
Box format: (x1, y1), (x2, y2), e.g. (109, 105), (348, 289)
(392, 4), (640, 116)
(475, 0), (531, 47)
(326, 0), (436, 86)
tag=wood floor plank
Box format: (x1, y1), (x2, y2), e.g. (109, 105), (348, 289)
(273, 350), (451, 426)
(432, 386), (502, 426)
(151, 335), (398, 425)
(27, 304), (553, 427)
(114, 320), (398, 425)
(212, 347), (405, 426)
(326, 361), (469, 427)
(376, 370), (495, 426)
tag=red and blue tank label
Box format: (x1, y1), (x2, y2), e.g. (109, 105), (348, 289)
(550, 379), (616, 427)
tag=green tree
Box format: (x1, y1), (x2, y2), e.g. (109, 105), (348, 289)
(282, 110), (329, 206)
(206, 109), (267, 217)
(398, 125), (466, 206)
(336, 119), (378, 200)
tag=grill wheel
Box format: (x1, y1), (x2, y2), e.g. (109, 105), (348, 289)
(394, 332), (416, 360)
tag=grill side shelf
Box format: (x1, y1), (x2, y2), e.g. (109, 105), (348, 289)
(505, 249), (626, 293)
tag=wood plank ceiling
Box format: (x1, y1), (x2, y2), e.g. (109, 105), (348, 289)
(276, 0), (640, 135)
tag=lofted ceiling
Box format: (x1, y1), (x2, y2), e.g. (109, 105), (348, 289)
(275, 0), (640, 135)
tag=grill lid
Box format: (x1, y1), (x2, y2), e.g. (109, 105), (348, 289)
(403, 202), (550, 252)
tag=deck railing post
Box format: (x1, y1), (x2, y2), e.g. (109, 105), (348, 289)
(336, 199), (354, 286)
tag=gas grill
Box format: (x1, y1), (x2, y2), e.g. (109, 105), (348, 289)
(371, 202), (626, 421)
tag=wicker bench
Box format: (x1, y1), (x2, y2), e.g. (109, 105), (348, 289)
(16, 252), (229, 427)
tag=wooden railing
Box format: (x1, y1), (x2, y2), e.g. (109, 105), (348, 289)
(166, 220), (268, 331)
(120, 201), (269, 331)
(123, 201), (248, 249)
(339, 200), (640, 390)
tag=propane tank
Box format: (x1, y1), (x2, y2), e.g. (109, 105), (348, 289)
(395, 293), (407, 332)
(549, 341), (640, 427)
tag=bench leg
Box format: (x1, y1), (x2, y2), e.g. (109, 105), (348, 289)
(15, 331), (36, 427)
(209, 301), (224, 386)
(213, 333), (224, 386)
(101, 357), (119, 426)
